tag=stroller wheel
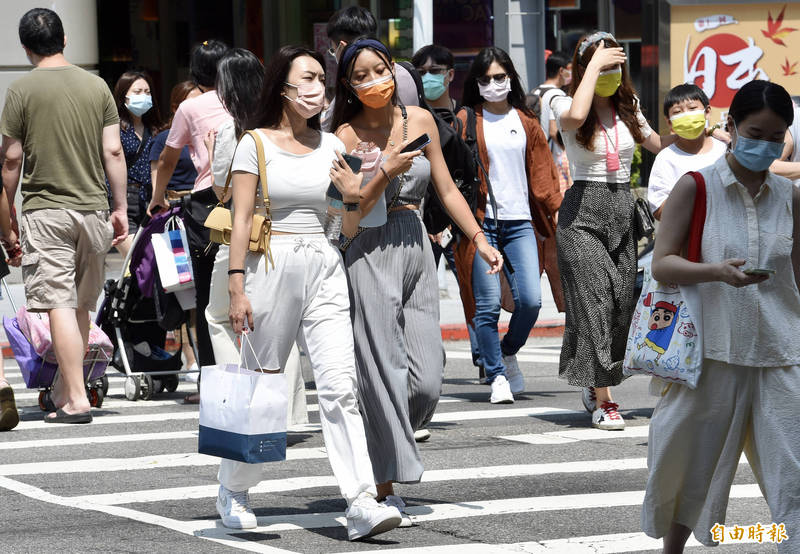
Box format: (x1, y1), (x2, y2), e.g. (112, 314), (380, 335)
(154, 378), (165, 394)
(140, 374), (154, 401)
(88, 387), (104, 409)
(124, 376), (140, 401)
(100, 375), (109, 395)
(165, 375), (179, 393)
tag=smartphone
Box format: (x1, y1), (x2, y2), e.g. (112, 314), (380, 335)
(401, 133), (431, 153)
(440, 228), (453, 248)
(743, 268), (775, 276)
(327, 153), (363, 201)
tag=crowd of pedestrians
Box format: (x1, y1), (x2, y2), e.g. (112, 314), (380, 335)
(0, 6), (798, 551)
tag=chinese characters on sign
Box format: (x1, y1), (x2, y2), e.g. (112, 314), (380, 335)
(710, 522), (789, 544)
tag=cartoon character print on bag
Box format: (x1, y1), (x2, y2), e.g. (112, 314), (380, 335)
(636, 293), (682, 362)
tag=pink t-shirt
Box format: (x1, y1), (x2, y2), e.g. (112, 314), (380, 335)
(166, 90), (232, 191)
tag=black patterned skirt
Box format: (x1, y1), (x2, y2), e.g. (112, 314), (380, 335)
(556, 180), (636, 388)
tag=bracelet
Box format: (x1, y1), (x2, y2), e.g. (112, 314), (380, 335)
(227, 269), (245, 275)
(343, 202), (360, 212)
(380, 166), (391, 182)
(471, 229), (485, 245)
(706, 123), (721, 136)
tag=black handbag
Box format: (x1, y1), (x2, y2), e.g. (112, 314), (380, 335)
(633, 196), (655, 241)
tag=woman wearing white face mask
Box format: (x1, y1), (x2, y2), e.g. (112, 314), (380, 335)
(643, 79), (800, 554)
(219, 45), (403, 541)
(453, 47), (563, 406)
(111, 71), (161, 257)
(330, 38), (503, 521)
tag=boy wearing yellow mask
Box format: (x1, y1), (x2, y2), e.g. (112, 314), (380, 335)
(647, 84), (727, 219)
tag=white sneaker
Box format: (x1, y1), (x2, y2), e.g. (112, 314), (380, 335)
(216, 486), (257, 529)
(592, 401), (625, 430)
(489, 375), (514, 404)
(346, 492), (402, 540)
(582, 387), (597, 413)
(502, 354), (524, 393)
(381, 495), (413, 527)
(414, 429), (431, 442)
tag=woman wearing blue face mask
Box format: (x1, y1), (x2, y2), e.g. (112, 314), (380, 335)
(111, 70), (162, 257)
(642, 79), (800, 554)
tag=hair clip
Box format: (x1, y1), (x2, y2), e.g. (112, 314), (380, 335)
(203, 40), (208, 46)
(578, 31), (614, 57)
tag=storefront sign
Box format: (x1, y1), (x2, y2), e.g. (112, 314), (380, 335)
(670, 3), (800, 124)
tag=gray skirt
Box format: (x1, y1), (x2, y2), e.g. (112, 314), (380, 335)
(344, 210), (444, 484)
(556, 180), (636, 388)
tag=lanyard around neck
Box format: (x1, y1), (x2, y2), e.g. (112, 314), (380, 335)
(601, 105), (619, 154)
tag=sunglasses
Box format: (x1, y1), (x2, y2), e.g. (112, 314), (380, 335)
(416, 65), (449, 76)
(477, 73), (508, 86)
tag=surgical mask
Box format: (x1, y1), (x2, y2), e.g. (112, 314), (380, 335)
(126, 94), (152, 117)
(670, 109), (707, 140)
(730, 121), (785, 172)
(283, 81), (325, 119)
(478, 77), (511, 103)
(594, 67), (621, 97)
(422, 72), (447, 101)
(352, 74), (395, 109)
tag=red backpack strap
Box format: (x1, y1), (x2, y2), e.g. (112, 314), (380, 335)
(687, 171), (707, 263)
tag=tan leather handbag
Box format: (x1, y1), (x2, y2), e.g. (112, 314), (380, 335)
(204, 130), (273, 269)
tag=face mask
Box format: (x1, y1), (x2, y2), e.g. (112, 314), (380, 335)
(352, 74), (395, 109)
(126, 94), (152, 117)
(478, 77), (511, 103)
(670, 109), (707, 140)
(284, 81), (325, 119)
(594, 67), (621, 97)
(422, 72), (447, 101)
(730, 121), (785, 172)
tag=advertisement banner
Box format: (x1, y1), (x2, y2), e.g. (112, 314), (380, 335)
(670, 3), (800, 126)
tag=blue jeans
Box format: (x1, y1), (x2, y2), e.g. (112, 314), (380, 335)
(472, 219), (541, 384)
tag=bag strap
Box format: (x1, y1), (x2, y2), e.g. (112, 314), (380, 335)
(464, 107), (500, 232)
(687, 170), (707, 264)
(245, 130), (274, 270)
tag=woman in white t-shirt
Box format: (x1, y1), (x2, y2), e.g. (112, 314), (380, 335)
(454, 47), (563, 405)
(219, 45), (402, 541)
(551, 32), (681, 430)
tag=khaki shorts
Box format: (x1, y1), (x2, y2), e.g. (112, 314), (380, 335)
(21, 208), (113, 312)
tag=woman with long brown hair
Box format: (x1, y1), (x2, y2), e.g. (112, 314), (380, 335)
(111, 70), (162, 257)
(552, 32), (678, 430)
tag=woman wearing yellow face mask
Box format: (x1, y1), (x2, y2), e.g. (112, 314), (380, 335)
(551, 31), (681, 431)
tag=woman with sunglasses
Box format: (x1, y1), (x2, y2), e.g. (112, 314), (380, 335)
(330, 38), (502, 524)
(453, 46), (563, 404)
(551, 32), (684, 430)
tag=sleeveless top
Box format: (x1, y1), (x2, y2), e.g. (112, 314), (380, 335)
(385, 154), (431, 208)
(696, 156), (800, 367)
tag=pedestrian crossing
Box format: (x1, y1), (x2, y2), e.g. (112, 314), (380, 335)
(0, 342), (776, 553)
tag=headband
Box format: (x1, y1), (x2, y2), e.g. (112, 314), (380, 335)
(339, 38), (392, 78)
(578, 31), (615, 57)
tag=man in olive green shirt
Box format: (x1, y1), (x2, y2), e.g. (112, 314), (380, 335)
(0, 8), (127, 424)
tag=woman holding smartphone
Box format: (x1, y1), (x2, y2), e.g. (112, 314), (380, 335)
(222, 45), (402, 540)
(330, 38), (502, 523)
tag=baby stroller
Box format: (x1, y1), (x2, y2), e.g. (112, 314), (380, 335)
(97, 203), (199, 401)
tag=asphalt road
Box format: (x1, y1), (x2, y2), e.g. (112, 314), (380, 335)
(0, 339), (778, 553)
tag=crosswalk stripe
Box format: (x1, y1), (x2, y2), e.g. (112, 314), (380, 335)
(13, 405), (581, 431)
(189, 484), (763, 536)
(499, 425), (651, 444)
(336, 532), (754, 553)
(0, 447), (329, 476)
(0, 431), (200, 451)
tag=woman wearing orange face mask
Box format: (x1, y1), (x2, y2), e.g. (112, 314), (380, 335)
(330, 38), (503, 522)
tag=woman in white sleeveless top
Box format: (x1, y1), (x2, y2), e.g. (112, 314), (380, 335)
(642, 80), (800, 553)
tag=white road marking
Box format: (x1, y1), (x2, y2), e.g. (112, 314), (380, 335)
(499, 425), (652, 445)
(71, 458), (651, 505)
(430, 406), (581, 422)
(0, 447), (329, 476)
(0, 430), (200, 451)
(0, 476), (296, 554)
(189, 485), (763, 536)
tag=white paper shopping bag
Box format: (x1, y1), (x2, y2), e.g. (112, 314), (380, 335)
(152, 217), (195, 293)
(198, 334), (288, 463)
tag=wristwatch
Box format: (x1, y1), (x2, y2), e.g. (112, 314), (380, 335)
(344, 202), (360, 212)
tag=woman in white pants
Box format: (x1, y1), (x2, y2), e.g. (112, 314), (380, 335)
(204, 48), (307, 425)
(219, 45), (401, 541)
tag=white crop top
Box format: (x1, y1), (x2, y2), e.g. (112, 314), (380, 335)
(231, 129), (345, 234)
(551, 95), (653, 183)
